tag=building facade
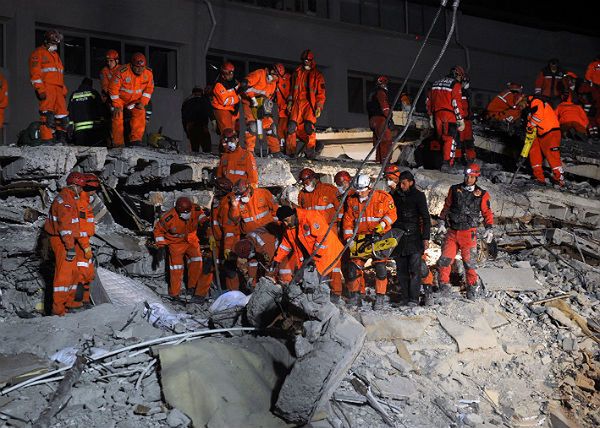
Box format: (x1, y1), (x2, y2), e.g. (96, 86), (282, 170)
(1, 0), (599, 143)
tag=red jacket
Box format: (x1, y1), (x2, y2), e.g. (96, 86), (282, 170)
(534, 66), (564, 98)
(440, 183), (493, 230)
(426, 77), (465, 122)
(485, 90), (525, 122)
(555, 101), (589, 129)
(585, 60), (600, 86)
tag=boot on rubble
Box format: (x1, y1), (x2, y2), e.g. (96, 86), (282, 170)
(373, 294), (385, 310)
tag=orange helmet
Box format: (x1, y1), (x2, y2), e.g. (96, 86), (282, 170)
(377, 75), (389, 87)
(272, 63), (286, 77)
(106, 49), (119, 60)
(131, 52), (146, 67)
(44, 29), (63, 45)
(334, 171), (352, 185)
(175, 197), (192, 213)
(384, 164), (400, 178)
(84, 173), (100, 189)
(450, 65), (466, 81)
(464, 163), (481, 177)
(301, 49), (315, 68)
(220, 61), (235, 80)
(298, 168), (317, 184)
(66, 171), (87, 187)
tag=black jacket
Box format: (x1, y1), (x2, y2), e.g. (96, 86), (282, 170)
(391, 186), (431, 256)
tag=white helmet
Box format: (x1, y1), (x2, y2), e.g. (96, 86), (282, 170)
(355, 174), (371, 191)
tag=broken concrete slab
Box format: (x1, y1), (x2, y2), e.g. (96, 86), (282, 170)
(360, 312), (431, 341)
(245, 277), (283, 329)
(95, 267), (165, 307)
(437, 313), (498, 353)
(373, 376), (418, 401)
(478, 266), (542, 292)
(0, 353), (53, 388)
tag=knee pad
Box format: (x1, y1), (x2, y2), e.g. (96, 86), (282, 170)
(247, 121), (258, 135)
(41, 111), (56, 129)
(374, 261), (387, 280)
(463, 248), (478, 270)
(437, 256), (452, 267)
(304, 121), (315, 135)
(287, 120), (297, 134)
(346, 262), (361, 281)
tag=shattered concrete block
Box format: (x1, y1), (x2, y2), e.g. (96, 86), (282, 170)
(478, 267), (542, 292)
(437, 313), (498, 352)
(74, 147), (108, 171)
(360, 312), (431, 341)
(285, 281), (338, 323)
(95, 267), (166, 306)
(255, 158), (295, 187)
(245, 277), (283, 328)
(294, 335), (314, 358)
(0, 146), (78, 181)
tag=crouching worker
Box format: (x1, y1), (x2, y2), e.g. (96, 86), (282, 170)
(153, 197), (206, 302)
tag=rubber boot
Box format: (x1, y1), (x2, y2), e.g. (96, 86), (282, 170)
(438, 283), (452, 296)
(373, 294), (385, 310)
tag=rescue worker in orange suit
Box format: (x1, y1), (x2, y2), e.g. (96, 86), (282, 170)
(44, 172), (89, 316)
(437, 164), (494, 300)
(100, 49), (119, 103)
(366, 75), (395, 163)
(181, 86), (213, 153)
(296, 168), (342, 295)
(455, 76), (476, 163)
(214, 180), (242, 291)
(273, 206), (344, 302)
(73, 173), (100, 307)
(274, 64), (291, 151)
(216, 128), (258, 188)
(286, 49), (326, 159)
(109, 52), (154, 147)
(239, 65), (283, 155)
(153, 197), (206, 301)
(211, 61), (240, 135)
(385, 166), (431, 306)
(556, 96), (589, 141)
(0, 72), (8, 130)
(342, 174), (397, 309)
(426, 66), (467, 171)
(29, 29), (69, 144)
(534, 58), (565, 108)
(334, 170), (353, 222)
(485, 82), (525, 125)
(517, 95), (564, 186)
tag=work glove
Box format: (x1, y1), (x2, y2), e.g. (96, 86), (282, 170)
(209, 236), (217, 253)
(483, 228), (494, 244)
(456, 119), (466, 132)
(112, 107), (123, 118)
(251, 97), (259, 108)
(224, 249), (232, 260)
(83, 247), (93, 260)
(437, 220), (447, 236)
(35, 90), (47, 101)
(66, 248), (76, 261)
(374, 222), (386, 235)
(287, 101), (293, 113)
(315, 107), (322, 118)
(429, 116), (434, 128)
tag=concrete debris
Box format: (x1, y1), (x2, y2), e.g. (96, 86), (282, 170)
(478, 266), (542, 292)
(437, 312), (498, 352)
(96, 267), (166, 307)
(360, 312), (431, 341)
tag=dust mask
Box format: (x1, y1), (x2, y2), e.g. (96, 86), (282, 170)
(226, 142), (237, 152)
(267, 74), (274, 82)
(386, 180), (396, 188)
(464, 185), (475, 192)
(303, 65), (311, 71)
(336, 185), (346, 194)
(241, 196), (250, 204)
(359, 195), (368, 202)
(180, 212), (191, 220)
(304, 183), (315, 193)
(48, 44), (58, 52)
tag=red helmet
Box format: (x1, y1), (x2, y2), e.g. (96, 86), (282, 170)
(215, 177), (233, 194)
(175, 197), (193, 213)
(233, 178), (250, 196)
(565, 71), (578, 80)
(131, 52), (146, 67)
(301, 49), (315, 68)
(450, 65), (466, 81)
(221, 128), (238, 148)
(66, 171), (87, 187)
(272, 63), (286, 77)
(44, 29), (63, 45)
(384, 164), (400, 178)
(233, 239), (254, 259)
(84, 173), (100, 189)
(507, 82), (523, 93)
(376, 75), (389, 87)
(106, 49), (119, 60)
(298, 168), (316, 183)
(220, 61), (235, 80)
(334, 171), (352, 185)
(464, 163), (481, 177)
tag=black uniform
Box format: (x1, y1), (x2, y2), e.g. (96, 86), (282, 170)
(68, 81), (107, 146)
(181, 92), (213, 153)
(391, 185), (431, 302)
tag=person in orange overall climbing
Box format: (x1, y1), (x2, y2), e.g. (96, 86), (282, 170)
(366, 75), (394, 163)
(211, 61), (240, 135)
(274, 63), (291, 152)
(216, 128), (258, 188)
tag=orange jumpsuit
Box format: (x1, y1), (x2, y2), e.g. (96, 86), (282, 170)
(274, 209), (343, 294)
(526, 98), (564, 184)
(44, 188), (86, 316)
(286, 65), (326, 155)
(227, 188), (279, 236)
(299, 181), (340, 225)
(211, 79), (240, 134)
(426, 77), (465, 164)
(241, 68), (279, 153)
(367, 87), (393, 163)
(216, 147), (258, 188)
(0, 73), (7, 129)
(215, 194), (241, 291)
(100, 65), (118, 102)
(556, 101), (589, 136)
(456, 89), (475, 161)
(275, 72), (291, 146)
(75, 192), (96, 303)
(154, 205), (205, 297)
(342, 191), (397, 295)
(29, 46), (68, 141)
(108, 64), (154, 146)
(485, 90), (525, 123)
(197, 203), (221, 296)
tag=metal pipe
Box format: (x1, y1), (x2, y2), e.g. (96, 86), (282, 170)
(203, 0), (217, 59)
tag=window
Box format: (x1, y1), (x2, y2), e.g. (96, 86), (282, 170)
(348, 71), (425, 114)
(0, 22), (4, 67)
(230, 0), (326, 17)
(207, 51), (296, 86)
(340, 0), (380, 26)
(124, 44), (146, 64)
(149, 46), (177, 89)
(90, 37), (120, 79)
(63, 35), (86, 76)
(381, 0), (406, 33)
(347, 76), (364, 113)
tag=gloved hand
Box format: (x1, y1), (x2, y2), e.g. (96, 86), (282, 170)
(251, 97), (259, 108)
(429, 116), (434, 128)
(134, 102), (144, 110)
(224, 249), (232, 259)
(437, 220), (447, 236)
(374, 222), (386, 235)
(209, 236), (217, 253)
(456, 119), (466, 132)
(266, 261), (279, 278)
(315, 107), (322, 118)
(483, 228), (494, 244)
(66, 248), (76, 261)
(36, 90), (47, 101)
(287, 101), (293, 113)
(112, 107), (123, 118)
(83, 247), (93, 260)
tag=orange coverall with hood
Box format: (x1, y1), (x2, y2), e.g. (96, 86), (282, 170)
(241, 68), (279, 153)
(214, 194), (241, 291)
(275, 72), (291, 145)
(286, 65), (326, 154)
(211, 79), (240, 134)
(526, 98), (564, 184)
(29, 45), (68, 141)
(216, 146), (258, 188)
(44, 187), (86, 316)
(298, 181), (340, 225)
(226, 188), (279, 236)
(556, 100), (589, 135)
(154, 205), (205, 297)
(100, 65), (118, 102)
(74, 192), (96, 303)
(485, 90), (525, 123)
(109, 64), (154, 146)
(342, 190), (397, 295)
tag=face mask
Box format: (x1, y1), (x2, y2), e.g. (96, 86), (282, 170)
(386, 180), (396, 188)
(304, 183), (315, 193)
(48, 44), (58, 52)
(267, 74), (274, 82)
(336, 185), (346, 194)
(303, 65), (311, 71)
(464, 185), (475, 192)
(180, 212), (191, 220)
(241, 196), (250, 204)
(226, 142), (237, 152)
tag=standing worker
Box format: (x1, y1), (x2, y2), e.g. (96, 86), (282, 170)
(100, 49), (120, 103)
(43, 172), (89, 316)
(342, 174), (397, 309)
(153, 197), (205, 301)
(181, 86), (213, 153)
(385, 166), (431, 306)
(534, 58), (565, 108)
(456, 76), (476, 163)
(437, 164), (494, 300)
(216, 129), (258, 188)
(274, 64), (291, 153)
(211, 62), (240, 136)
(426, 66), (467, 171)
(108, 52), (154, 147)
(366, 75), (394, 163)
(286, 49), (326, 159)
(0, 71), (8, 132)
(68, 78), (107, 146)
(29, 29), (69, 144)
